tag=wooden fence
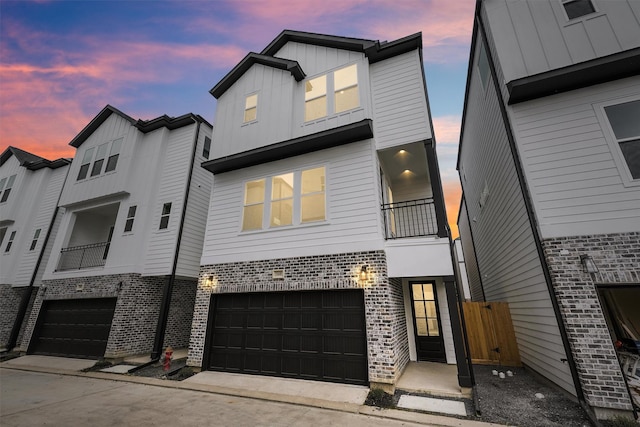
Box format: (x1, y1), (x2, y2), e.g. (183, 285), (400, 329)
(462, 301), (521, 367)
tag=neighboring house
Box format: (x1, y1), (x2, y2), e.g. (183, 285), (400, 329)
(19, 105), (213, 360)
(458, 0), (640, 419)
(0, 147), (70, 351)
(188, 30), (472, 392)
(452, 237), (471, 301)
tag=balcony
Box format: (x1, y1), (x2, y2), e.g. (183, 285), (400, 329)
(382, 198), (438, 239)
(56, 242), (110, 271)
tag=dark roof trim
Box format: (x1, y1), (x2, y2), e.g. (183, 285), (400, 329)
(202, 119), (373, 174)
(210, 53), (305, 99)
(507, 47), (640, 104)
(0, 146), (70, 170)
(69, 105), (211, 148)
(211, 30), (423, 98)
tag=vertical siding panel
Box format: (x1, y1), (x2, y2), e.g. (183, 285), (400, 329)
(584, 14), (621, 57)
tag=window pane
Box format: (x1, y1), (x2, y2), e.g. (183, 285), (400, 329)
(162, 203), (171, 215)
(110, 138), (123, 155)
(244, 107), (257, 122)
(301, 194), (325, 223)
(124, 218), (134, 232)
(563, 0), (595, 19)
(33, 229), (41, 239)
(77, 164), (90, 180)
(203, 136), (211, 158)
(423, 283), (434, 300)
(605, 100), (640, 140)
(416, 318), (428, 336)
(619, 139), (640, 179)
(105, 154), (119, 172)
(302, 167), (325, 194)
(335, 86), (359, 113)
(159, 216), (169, 229)
(90, 159), (104, 176)
(81, 147), (95, 164)
(245, 179), (265, 204)
(478, 43), (490, 88)
(414, 301), (426, 317)
(95, 142), (109, 160)
(242, 204), (263, 230)
(305, 96), (326, 121)
(5, 175), (15, 188)
(272, 173), (294, 199)
(335, 64), (357, 90)
(127, 206), (137, 217)
(427, 319), (440, 336)
(0, 178), (6, 192)
(270, 199), (293, 227)
(245, 94), (258, 109)
(412, 284), (423, 301)
(0, 189), (11, 203)
(426, 301), (437, 318)
(305, 75), (326, 100)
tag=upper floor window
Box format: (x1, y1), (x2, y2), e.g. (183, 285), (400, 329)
(241, 167), (326, 231)
(29, 228), (41, 251)
(0, 174), (16, 203)
(603, 99), (640, 180)
(5, 230), (16, 252)
(244, 94), (258, 123)
(77, 137), (123, 181)
(562, 0), (595, 20)
(124, 205), (137, 232)
(203, 136), (211, 159)
(159, 202), (171, 229)
(305, 64), (358, 122)
(478, 42), (490, 90)
(0, 227), (6, 248)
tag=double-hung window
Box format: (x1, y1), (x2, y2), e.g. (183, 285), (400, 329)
(159, 203), (171, 229)
(5, 230), (16, 252)
(124, 206), (137, 232)
(602, 99), (640, 181)
(203, 137), (211, 159)
(105, 137), (122, 172)
(244, 94), (258, 123)
(305, 64), (358, 122)
(0, 174), (16, 203)
(91, 142), (109, 177)
(29, 229), (41, 251)
(77, 137), (123, 180)
(241, 167), (326, 231)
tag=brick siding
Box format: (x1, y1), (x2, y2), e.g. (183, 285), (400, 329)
(188, 250), (410, 385)
(542, 231), (638, 412)
(0, 285), (30, 349)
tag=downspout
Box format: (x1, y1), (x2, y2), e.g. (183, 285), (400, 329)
(475, 3), (590, 415)
(151, 117), (201, 360)
(7, 161), (71, 351)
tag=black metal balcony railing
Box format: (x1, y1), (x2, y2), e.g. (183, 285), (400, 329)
(381, 198), (438, 239)
(56, 242), (110, 271)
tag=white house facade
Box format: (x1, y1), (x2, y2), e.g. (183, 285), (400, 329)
(458, 0), (640, 419)
(19, 105), (213, 360)
(0, 147), (70, 351)
(188, 30), (472, 392)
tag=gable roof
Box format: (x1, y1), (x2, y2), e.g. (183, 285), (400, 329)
(211, 30), (423, 98)
(69, 105), (212, 148)
(0, 146), (70, 170)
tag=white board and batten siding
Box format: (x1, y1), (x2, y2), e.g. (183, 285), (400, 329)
(483, 0), (640, 83)
(175, 126), (213, 279)
(510, 77), (640, 238)
(201, 140), (384, 265)
(459, 36), (575, 396)
(142, 125), (197, 276)
(370, 50), (432, 150)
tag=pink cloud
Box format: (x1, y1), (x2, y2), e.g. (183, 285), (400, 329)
(433, 115), (461, 145)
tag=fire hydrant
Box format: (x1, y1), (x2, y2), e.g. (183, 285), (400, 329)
(163, 346), (173, 371)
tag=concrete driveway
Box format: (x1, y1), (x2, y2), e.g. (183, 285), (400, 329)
(0, 368), (497, 427)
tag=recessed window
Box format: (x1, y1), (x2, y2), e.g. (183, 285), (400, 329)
(29, 229), (41, 251)
(0, 174), (16, 203)
(159, 203), (171, 229)
(604, 100), (640, 180)
(105, 137), (122, 173)
(0, 227), (7, 248)
(124, 205), (137, 232)
(478, 42), (490, 89)
(563, 0), (595, 20)
(91, 143), (109, 177)
(305, 64), (358, 122)
(244, 94), (258, 123)
(5, 230), (16, 252)
(242, 179), (265, 231)
(241, 167), (326, 231)
(203, 136), (211, 159)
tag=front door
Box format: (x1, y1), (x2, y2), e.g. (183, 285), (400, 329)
(411, 282), (446, 362)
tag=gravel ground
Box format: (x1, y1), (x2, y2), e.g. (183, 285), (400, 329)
(474, 365), (592, 426)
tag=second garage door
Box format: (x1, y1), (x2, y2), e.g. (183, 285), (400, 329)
(28, 298), (116, 359)
(206, 289), (368, 385)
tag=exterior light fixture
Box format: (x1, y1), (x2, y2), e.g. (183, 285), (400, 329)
(580, 255), (598, 274)
(360, 265), (368, 280)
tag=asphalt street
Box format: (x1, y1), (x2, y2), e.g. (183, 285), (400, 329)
(1, 368), (427, 427)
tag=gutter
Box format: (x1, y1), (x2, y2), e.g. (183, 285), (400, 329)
(150, 116), (202, 360)
(7, 161), (71, 351)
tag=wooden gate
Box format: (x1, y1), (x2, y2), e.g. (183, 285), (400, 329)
(462, 301), (521, 366)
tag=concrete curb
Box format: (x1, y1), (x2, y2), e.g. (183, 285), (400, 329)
(0, 364), (499, 427)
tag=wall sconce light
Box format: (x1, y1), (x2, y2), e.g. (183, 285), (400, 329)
(360, 265), (368, 281)
(580, 254), (598, 274)
(203, 275), (216, 290)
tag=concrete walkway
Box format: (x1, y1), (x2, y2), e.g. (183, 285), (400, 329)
(1, 356), (497, 427)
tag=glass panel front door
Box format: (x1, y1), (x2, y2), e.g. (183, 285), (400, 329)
(411, 282), (446, 362)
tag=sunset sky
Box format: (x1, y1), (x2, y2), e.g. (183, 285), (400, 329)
(0, 0), (476, 237)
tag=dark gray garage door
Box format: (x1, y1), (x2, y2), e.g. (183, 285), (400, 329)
(29, 298), (116, 359)
(206, 289), (368, 385)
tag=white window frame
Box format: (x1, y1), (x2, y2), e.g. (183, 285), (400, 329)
(594, 95), (640, 187)
(0, 174), (16, 203)
(240, 166), (327, 232)
(561, 0), (597, 21)
(4, 230), (16, 253)
(159, 202), (172, 230)
(124, 205), (137, 233)
(243, 93), (258, 124)
(29, 228), (41, 251)
(304, 63), (359, 123)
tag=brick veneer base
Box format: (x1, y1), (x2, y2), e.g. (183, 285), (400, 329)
(542, 231), (638, 412)
(188, 250), (410, 385)
(20, 273), (196, 358)
(0, 285), (30, 349)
